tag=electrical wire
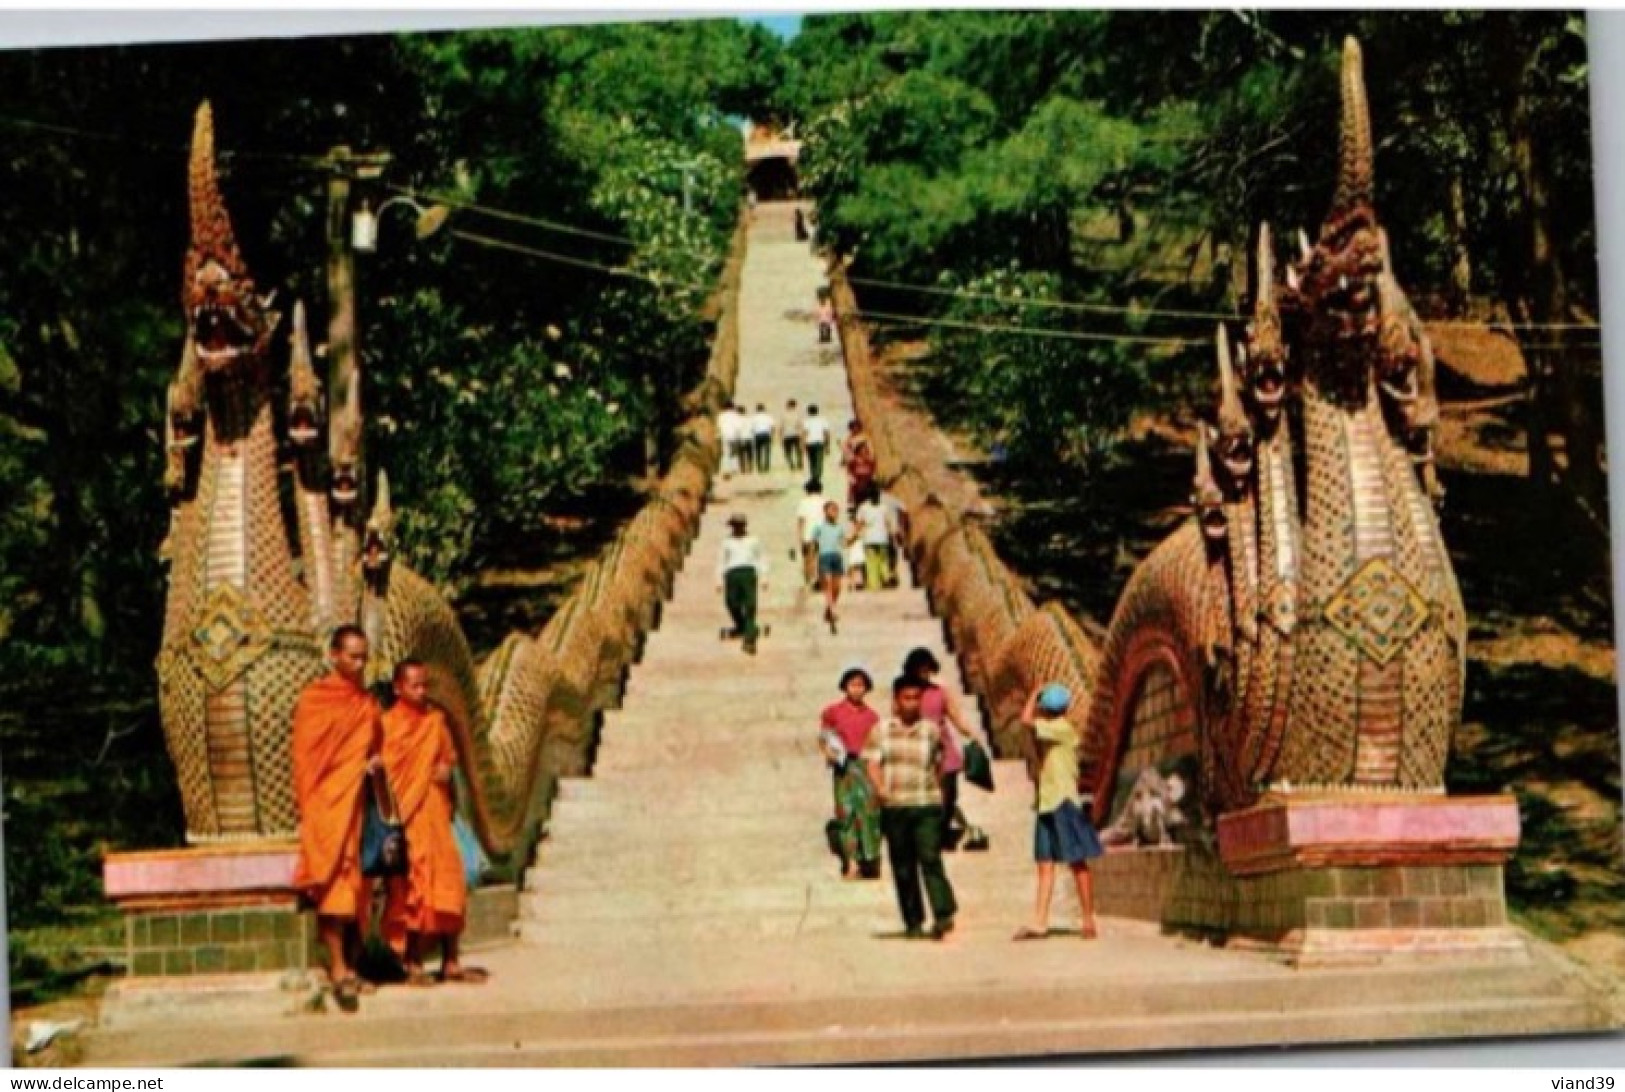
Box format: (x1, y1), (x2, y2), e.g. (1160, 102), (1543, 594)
(448, 228), (711, 292)
(849, 274), (1240, 323)
(849, 306), (1207, 348)
(0, 111), (326, 165)
(850, 272), (1602, 333)
(389, 183), (643, 249)
(0, 108), (1607, 336)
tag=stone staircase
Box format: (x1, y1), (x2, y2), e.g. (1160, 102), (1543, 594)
(76, 202), (1619, 1068)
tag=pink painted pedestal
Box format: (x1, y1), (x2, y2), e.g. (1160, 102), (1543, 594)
(1218, 793), (1521, 874)
(1093, 794), (1528, 967)
(102, 842), (314, 977)
(102, 843), (517, 980)
(104, 842), (299, 910)
(1218, 793), (1525, 966)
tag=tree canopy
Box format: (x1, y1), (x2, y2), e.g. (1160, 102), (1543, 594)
(785, 11), (1599, 490)
(0, 21), (783, 697)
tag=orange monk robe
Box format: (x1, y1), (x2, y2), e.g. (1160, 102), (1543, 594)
(291, 674), (381, 922)
(380, 702), (466, 950)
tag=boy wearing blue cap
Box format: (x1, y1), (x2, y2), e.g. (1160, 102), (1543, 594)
(1013, 683), (1102, 941)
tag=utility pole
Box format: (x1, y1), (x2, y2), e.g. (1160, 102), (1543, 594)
(319, 144), (390, 518)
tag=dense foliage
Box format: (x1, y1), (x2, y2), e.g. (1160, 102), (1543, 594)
(785, 12), (1599, 498)
(0, 21), (779, 686)
(0, 21), (780, 928)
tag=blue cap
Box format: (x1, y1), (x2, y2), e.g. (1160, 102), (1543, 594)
(1038, 683), (1072, 715)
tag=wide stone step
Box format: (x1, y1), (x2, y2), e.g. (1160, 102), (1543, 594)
(549, 796), (1035, 830)
(599, 700), (986, 738)
(558, 761), (1029, 796)
(524, 854), (1054, 899)
(256, 996), (1610, 1067)
(546, 790), (1035, 832)
(80, 946), (1596, 1066)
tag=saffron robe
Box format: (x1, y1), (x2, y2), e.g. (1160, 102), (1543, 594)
(291, 674), (381, 921)
(380, 702), (467, 947)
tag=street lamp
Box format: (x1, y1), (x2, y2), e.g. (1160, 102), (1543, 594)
(351, 195), (451, 253)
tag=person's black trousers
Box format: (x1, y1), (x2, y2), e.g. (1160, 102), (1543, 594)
(807, 442), (826, 483)
(881, 805), (957, 930)
(724, 567), (758, 643)
(754, 434), (772, 471)
(784, 436), (804, 471)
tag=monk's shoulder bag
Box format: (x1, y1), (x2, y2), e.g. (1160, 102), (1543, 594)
(362, 766), (409, 878)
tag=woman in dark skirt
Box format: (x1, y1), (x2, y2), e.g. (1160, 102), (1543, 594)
(1013, 683), (1103, 940)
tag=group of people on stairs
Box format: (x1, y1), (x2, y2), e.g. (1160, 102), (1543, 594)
(819, 655), (1102, 942)
(715, 400), (902, 646)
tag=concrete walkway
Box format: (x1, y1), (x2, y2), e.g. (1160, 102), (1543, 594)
(79, 205), (1610, 1066)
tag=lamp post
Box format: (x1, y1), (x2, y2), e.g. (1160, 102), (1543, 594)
(351, 195), (451, 253)
(317, 144), (448, 518)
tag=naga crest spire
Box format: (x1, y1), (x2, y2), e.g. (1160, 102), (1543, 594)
(1296, 36), (1385, 404)
(183, 102), (271, 373)
(1332, 37), (1374, 216)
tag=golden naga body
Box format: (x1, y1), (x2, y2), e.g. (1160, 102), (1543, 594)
(1085, 39), (1466, 828)
(156, 104), (574, 857)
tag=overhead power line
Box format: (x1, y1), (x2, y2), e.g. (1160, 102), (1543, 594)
(849, 274), (1240, 323)
(848, 306), (1207, 348)
(449, 228), (711, 293)
(389, 183), (644, 249)
(386, 182), (723, 262)
(0, 111), (324, 165)
(0, 107), (1607, 337)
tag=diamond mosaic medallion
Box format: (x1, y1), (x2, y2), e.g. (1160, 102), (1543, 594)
(1323, 558), (1430, 666)
(1264, 582), (1297, 635)
(189, 584), (273, 690)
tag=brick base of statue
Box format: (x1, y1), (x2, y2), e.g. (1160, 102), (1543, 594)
(1094, 793), (1525, 967)
(103, 842), (515, 980)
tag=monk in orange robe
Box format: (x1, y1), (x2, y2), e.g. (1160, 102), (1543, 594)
(291, 623), (382, 1010)
(381, 659), (484, 984)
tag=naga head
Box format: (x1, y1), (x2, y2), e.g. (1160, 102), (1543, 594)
(1294, 38), (1386, 406)
(1212, 325), (1254, 491)
(329, 365), (362, 508)
(1373, 230), (1436, 430)
(1369, 230), (1445, 507)
(1243, 224), (1290, 430)
(362, 470), (395, 590)
(1192, 423), (1228, 545)
(184, 102), (276, 374)
(286, 301), (322, 448)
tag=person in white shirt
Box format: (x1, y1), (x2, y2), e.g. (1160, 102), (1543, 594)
(795, 480), (830, 590)
(854, 486), (895, 591)
(731, 404), (756, 475)
(717, 405), (742, 479)
(751, 404), (777, 473)
(716, 513), (768, 654)
(802, 404), (831, 484)
(881, 489), (909, 588)
(782, 399), (805, 473)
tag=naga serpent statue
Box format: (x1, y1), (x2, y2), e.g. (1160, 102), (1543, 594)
(1086, 38), (1466, 827)
(156, 103), (553, 857)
